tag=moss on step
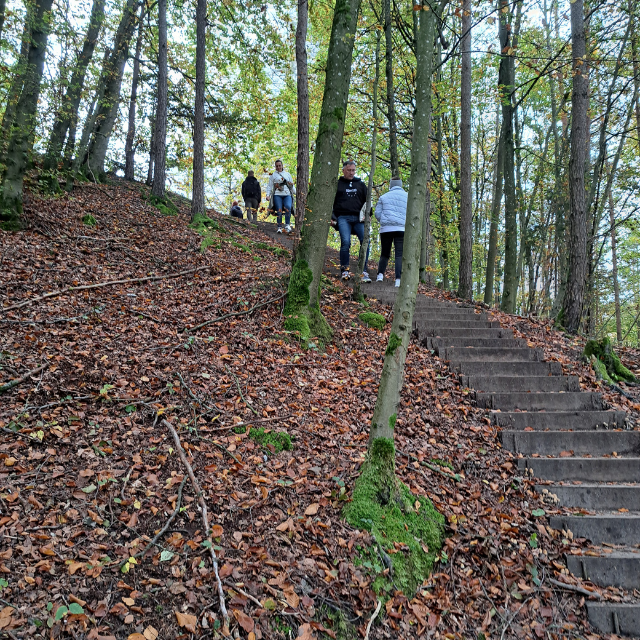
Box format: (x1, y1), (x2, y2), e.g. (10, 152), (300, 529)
(359, 312), (386, 330)
(584, 337), (635, 383)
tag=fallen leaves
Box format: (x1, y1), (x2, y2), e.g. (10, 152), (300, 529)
(174, 610), (197, 632)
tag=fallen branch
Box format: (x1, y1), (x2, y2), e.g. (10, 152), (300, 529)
(548, 577), (602, 599)
(225, 364), (259, 416)
(0, 363), (49, 394)
(162, 418), (229, 627)
(364, 599), (382, 640)
(1, 266), (214, 313)
(188, 292), (286, 332)
(224, 580), (263, 608)
(398, 449), (462, 482)
(207, 415), (292, 432)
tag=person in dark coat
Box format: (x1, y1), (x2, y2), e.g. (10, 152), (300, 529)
(241, 171), (261, 223)
(230, 200), (243, 219)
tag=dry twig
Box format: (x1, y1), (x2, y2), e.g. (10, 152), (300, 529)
(548, 577), (602, 599)
(0, 363), (49, 394)
(364, 599), (382, 640)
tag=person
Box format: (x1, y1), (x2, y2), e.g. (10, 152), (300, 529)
(241, 170), (261, 223)
(230, 200), (243, 219)
(375, 176), (407, 287)
(266, 159), (295, 234)
(331, 160), (370, 281)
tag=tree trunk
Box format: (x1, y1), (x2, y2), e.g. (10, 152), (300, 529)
(499, 0), (518, 313)
(561, 0), (588, 333)
(384, 0), (399, 177)
(458, 0), (472, 299)
(0, 0), (54, 229)
(352, 30), (380, 302)
(293, 0), (309, 256)
(43, 0), (106, 183)
(151, 0), (168, 198)
(146, 101), (156, 186)
(633, 17), (640, 158)
(83, 0), (138, 180)
(436, 94), (448, 289)
(190, 0), (206, 217)
(608, 185), (622, 343)
(0, 0), (6, 43)
(283, 0), (362, 340)
(419, 141), (433, 284)
(124, 3), (145, 182)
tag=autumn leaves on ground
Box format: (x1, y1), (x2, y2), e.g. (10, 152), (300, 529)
(1, 181), (636, 640)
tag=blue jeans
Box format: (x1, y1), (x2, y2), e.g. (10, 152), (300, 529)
(337, 215), (365, 270)
(274, 195), (292, 227)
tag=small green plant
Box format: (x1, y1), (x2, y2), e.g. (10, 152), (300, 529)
(359, 312), (386, 330)
(81, 214), (96, 226)
(249, 427), (293, 454)
(46, 601), (84, 628)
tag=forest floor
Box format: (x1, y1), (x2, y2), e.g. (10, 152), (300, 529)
(1, 178), (639, 640)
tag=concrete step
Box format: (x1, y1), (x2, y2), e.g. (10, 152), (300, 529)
(538, 483), (640, 510)
(444, 347), (544, 363)
(493, 410), (626, 430)
(454, 360), (563, 377)
(414, 308), (481, 317)
(519, 457), (640, 482)
(502, 429), (640, 455)
(586, 602), (640, 637)
(418, 327), (511, 338)
(567, 552), (640, 589)
(415, 319), (502, 330)
(478, 391), (603, 411)
(464, 375), (579, 392)
(428, 337), (527, 351)
(550, 514), (640, 545)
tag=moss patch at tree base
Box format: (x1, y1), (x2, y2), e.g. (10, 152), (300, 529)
(359, 312), (386, 330)
(584, 337), (635, 383)
(344, 438), (444, 596)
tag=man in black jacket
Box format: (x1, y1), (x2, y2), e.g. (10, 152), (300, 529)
(241, 171), (261, 223)
(332, 160), (369, 280)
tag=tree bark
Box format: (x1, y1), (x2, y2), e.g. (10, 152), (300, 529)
(384, 0), (399, 177)
(283, 0), (362, 338)
(146, 100), (156, 186)
(561, 0), (588, 333)
(43, 0), (106, 182)
(458, 0), (472, 299)
(124, 3), (145, 182)
(0, 0), (54, 229)
(369, 0), (437, 445)
(293, 0), (309, 255)
(83, 0), (138, 180)
(151, 0), (168, 198)
(0, 0), (6, 43)
(190, 0), (206, 217)
(608, 183), (622, 343)
(419, 139), (433, 284)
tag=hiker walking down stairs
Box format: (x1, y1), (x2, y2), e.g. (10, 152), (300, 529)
(375, 176), (407, 288)
(241, 170), (261, 223)
(266, 159), (295, 234)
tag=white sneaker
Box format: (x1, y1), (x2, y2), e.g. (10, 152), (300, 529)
(341, 270), (351, 280)
(276, 227), (283, 234)
(376, 273), (384, 282)
(285, 225), (292, 234)
(395, 279), (401, 287)
(361, 272), (371, 283)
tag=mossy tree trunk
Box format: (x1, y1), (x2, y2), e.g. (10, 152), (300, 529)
(0, 0), (54, 230)
(284, 0), (362, 339)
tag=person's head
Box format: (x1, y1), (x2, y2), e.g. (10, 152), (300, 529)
(232, 200), (238, 206)
(274, 159), (283, 172)
(342, 160), (356, 180)
(390, 176), (403, 189)
(247, 170), (254, 177)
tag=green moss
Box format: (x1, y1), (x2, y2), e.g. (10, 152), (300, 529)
(389, 414), (397, 430)
(359, 312), (386, 330)
(249, 427), (293, 454)
(431, 458), (454, 470)
(316, 605), (357, 640)
(584, 337), (635, 383)
(146, 193), (178, 216)
(344, 438), (444, 596)
(589, 355), (613, 384)
(230, 240), (251, 252)
(285, 260), (313, 315)
(385, 332), (402, 356)
(82, 214), (96, 226)
(284, 315), (311, 340)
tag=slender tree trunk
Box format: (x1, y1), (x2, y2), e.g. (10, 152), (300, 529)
(283, 0), (362, 338)
(293, 0), (309, 256)
(0, 0), (6, 43)
(151, 0), (168, 198)
(146, 101), (156, 185)
(436, 84), (448, 289)
(124, 3), (145, 182)
(190, 0), (206, 216)
(608, 186), (622, 343)
(0, 0), (54, 229)
(561, 0), (588, 333)
(384, 0), (399, 177)
(458, 0), (472, 299)
(43, 0), (106, 182)
(419, 138), (433, 284)
(633, 17), (640, 158)
(84, 0), (139, 180)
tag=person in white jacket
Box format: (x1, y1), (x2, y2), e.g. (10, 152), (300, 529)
(375, 177), (408, 287)
(265, 159), (296, 234)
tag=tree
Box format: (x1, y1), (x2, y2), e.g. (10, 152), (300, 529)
(283, 0), (363, 341)
(458, 0), (473, 299)
(0, 0), (55, 229)
(190, 0), (206, 217)
(561, 0), (588, 332)
(384, 0), (399, 177)
(151, 0), (168, 199)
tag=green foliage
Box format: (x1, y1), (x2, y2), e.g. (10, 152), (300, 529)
(249, 427), (292, 454)
(359, 312), (386, 330)
(584, 337), (635, 383)
(344, 438), (444, 595)
(82, 214), (96, 226)
(385, 332), (402, 356)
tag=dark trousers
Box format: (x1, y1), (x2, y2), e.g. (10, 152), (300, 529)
(378, 231), (404, 279)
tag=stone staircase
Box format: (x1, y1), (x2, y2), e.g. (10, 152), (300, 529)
(365, 282), (640, 638)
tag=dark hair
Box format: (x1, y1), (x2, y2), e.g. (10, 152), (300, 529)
(391, 175), (400, 181)
(343, 160), (356, 167)
(248, 170), (254, 177)
(275, 159), (283, 166)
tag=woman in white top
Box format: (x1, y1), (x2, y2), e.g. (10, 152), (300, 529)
(266, 159), (296, 234)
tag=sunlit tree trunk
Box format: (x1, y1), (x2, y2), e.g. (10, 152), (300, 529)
(190, 0), (206, 217)
(458, 0), (472, 299)
(125, 3), (145, 182)
(384, 0), (399, 176)
(0, 0), (54, 229)
(151, 0), (168, 198)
